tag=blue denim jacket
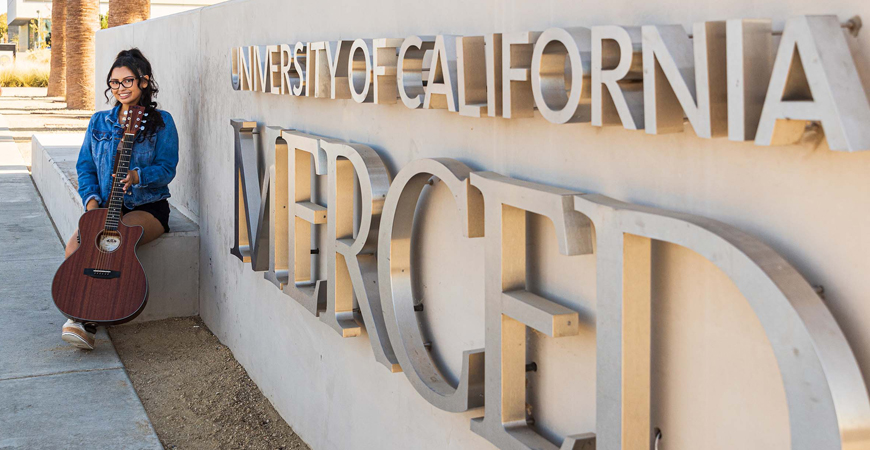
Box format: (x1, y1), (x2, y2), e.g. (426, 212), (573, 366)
(77, 104), (179, 210)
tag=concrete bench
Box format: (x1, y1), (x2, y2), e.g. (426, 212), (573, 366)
(31, 133), (199, 322)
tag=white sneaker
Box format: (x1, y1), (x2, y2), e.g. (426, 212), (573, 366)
(61, 319), (95, 350)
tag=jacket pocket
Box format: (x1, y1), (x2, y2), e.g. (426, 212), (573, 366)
(91, 130), (113, 142)
(90, 130), (114, 158)
(132, 138), (156, 167)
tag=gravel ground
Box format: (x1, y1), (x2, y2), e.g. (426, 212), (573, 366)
(109, 317), (310, 450)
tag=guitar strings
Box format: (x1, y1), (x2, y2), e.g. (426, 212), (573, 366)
(98, 137), (131, 270)
(96, 113), (137, 271)
(97, 123), (122, 270)
(100, 136), (132, 270)
(96, 136), (115, 271)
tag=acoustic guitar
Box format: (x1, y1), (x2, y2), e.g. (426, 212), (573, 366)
(52, 106), (149, 325)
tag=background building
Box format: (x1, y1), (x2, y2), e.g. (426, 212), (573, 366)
(6, 0), (218, 50)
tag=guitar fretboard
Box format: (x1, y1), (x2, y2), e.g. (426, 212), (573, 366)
(104, 133), (135, 231)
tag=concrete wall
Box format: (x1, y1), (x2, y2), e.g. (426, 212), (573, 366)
(95, 2), (870, 449)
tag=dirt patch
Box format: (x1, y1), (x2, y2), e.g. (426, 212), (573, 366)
(109, 317), (309, 450)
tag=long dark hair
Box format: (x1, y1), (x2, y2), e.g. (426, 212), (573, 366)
(103, 48), (165, 142)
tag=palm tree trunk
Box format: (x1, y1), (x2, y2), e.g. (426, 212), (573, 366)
(46, 0), (66, 97)
(65, 0), (99, 110)
(108, 0), (150, 28)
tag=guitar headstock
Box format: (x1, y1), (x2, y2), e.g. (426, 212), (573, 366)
(121, 105), (147, 136)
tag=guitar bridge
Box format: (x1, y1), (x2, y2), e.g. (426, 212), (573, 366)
(84, 268), (121, 279)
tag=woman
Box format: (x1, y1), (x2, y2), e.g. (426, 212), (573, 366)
(61, 48), (179, 350)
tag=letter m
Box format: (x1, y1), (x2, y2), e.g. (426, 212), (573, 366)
(230, 119), (271, 271)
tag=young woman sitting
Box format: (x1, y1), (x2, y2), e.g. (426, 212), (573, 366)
(61, 48), (179, 349)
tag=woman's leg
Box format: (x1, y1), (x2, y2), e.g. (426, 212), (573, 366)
(121, 210), (165, 246)
(61, 228), (95, 349)
(64, 229), (80, 259)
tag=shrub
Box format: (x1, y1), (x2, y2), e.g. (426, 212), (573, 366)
(0, 51), (50, 87)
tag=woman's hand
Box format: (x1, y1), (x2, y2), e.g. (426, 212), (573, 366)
(114, 169), (140, 194)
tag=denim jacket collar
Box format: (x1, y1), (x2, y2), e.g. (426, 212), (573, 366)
(103, 103), (126, 130)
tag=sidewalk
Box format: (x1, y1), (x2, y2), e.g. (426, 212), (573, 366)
(0, 112), (162, 448)
(0, 87), (90, 167)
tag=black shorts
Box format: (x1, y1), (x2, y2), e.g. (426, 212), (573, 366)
(122, 199), (171, 233)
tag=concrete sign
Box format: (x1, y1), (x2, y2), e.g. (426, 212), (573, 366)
(229, 118), (870, 450)
(230, 15), (870, 152)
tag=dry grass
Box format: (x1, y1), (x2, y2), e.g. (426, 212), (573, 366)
(22, 48), (52, 65)
(0, 50), (51, 87)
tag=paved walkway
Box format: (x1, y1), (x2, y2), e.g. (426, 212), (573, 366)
(0, 113), (161, 448)
(0, 87), (90, 168)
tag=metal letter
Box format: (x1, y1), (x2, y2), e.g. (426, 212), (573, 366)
(231, 47), (252, 91)
(502, 31), (541, 119)
(267, 45), (284, 95)
(305, 42), (317, 97)
(457, 36), (487, 117)
(397, 36), (436, 110)
(230, 123), (297, 291)
(591, 26), (644, 129)
(280, 130), (329, 315)
(319, 140), (400, 372)
(642, 22), (727, 138)
(230, 120), (270, 270)
(469, 172), (595, 450)
(572, 193), (870, 450)
(262, 126), (290, 288)
(292, 42), (307, 97)
(531, 27), (593, 124)
(241, 46), (255, 92)
(379, 158), (485, 411)
(373, 38), (404, 105)
(278, 44), (299, 96)
(726, 19), (773, 141)
(249, 46), (271, 94)
(310, 41), (331, 99)
(349, 39), (374, 103)
(457, 34), (503, 118)
(755, 15), (870, 151)
(486, 34), (503, 118)
(326, 40), (354, 100)
(424, 35), (459, 112)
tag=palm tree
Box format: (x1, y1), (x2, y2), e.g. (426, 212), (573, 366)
(46, 0), (66, 97)
(65, 0), (99, 110)
(108, 0), (150, 28)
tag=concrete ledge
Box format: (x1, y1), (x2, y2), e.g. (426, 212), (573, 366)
(31, 133), (199, 322)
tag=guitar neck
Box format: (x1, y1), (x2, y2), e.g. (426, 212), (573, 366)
(105, 133), (135, 231)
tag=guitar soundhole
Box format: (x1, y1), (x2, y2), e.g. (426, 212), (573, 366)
(96, 231), (122, 253)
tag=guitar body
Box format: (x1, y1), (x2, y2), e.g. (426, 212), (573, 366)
(52, 208), (149, 325)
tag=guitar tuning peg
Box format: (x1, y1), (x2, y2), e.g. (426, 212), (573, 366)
(141, 120), (146, 123)
(143, 113), (149, 116)
(140, 126), (145, 130)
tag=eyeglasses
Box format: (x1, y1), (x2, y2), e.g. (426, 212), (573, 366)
(108, 77), (137, 90)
